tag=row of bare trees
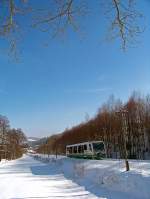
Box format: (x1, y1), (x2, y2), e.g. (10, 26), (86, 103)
(0, 115), (27, 161)
(37, 92), (150, 160)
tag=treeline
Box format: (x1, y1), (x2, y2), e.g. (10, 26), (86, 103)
(37, 92), (150, 160)
(0, 115), (27, 161)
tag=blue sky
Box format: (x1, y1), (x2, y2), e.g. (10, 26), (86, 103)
(0, 1), (150, 137)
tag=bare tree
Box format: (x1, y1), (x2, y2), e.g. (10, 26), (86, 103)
(7, 128), (27, 160)
(107, 0), (144, 49)
(0, 0), (145, 58)
(0, 115), (10, 160)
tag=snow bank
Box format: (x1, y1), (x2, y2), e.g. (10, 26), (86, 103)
(33, 154), (150, 199)
(0, 159), (9, 166)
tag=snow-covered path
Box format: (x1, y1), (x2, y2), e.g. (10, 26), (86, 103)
(0, 155), (98, 199)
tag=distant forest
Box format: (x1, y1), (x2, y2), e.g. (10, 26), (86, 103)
(37, 92), (150, 160)
(0, 116), (27, 161)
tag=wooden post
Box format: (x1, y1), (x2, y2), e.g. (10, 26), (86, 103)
(116, 109), (130, 171)
(121, 110), (130, 171)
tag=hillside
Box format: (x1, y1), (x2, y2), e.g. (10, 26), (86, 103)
(27, 137), (48, 148)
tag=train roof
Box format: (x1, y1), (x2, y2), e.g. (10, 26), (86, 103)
(66, 140), (104, 148)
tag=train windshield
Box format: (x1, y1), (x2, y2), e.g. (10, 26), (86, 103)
(92, 142), (104, 152)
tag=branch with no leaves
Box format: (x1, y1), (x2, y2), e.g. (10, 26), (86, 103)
(0, 0), (146, 59)
(109, 0), (144, 50)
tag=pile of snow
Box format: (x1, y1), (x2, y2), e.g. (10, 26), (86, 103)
(33, 154), (150, 199)
(0, 159), (7, 165)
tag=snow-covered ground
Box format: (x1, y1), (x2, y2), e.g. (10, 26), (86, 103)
(0, 155), (97, 199)
(0, 154), (150, 199)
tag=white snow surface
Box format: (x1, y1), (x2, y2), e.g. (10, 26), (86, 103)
(0, 154), (150, 199)
(28, 138), (37, 142)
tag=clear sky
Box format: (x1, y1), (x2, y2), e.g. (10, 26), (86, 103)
(0, 1), (150, 137)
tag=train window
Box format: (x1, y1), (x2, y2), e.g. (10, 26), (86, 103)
(77, 145), (84, 153)
(69, 147), (72, 153)
(84, 145), (87, 150)
(89, 144), (92, 151)
(82, 145), (84, 153)
(73, 146), (77, 153)
(93, 142), (104, 151)
(78, 146), (81, 153)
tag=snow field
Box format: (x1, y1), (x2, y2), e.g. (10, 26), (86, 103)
(34, 154), (150, 199)
(0, 155), (99, 199)
(0, 154), (150, 199)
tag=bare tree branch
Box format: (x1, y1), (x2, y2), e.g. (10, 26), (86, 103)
(109, 0), (144, 49)
(0, 0), (146, 58)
